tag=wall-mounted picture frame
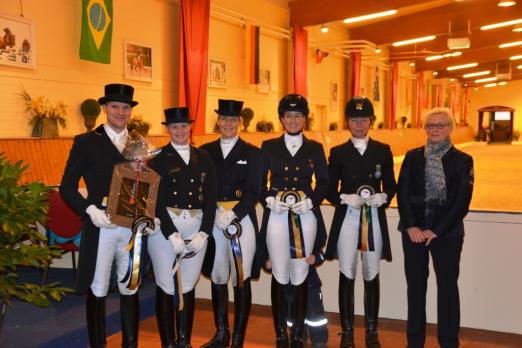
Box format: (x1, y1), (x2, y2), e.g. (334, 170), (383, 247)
(209, 58), (226, 88)
(257, 68), (270, 94)
(330, 81), (338, 111)
(0, 14), (36, 69)
(124, 41), (152, 82)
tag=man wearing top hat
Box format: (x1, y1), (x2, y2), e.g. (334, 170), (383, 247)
(325, 97), (396, 348)
(148, 107), (217, 348)
(199, 99), (261, 348)
(60, 83), (144, 347)
(259, 94), (329, 348)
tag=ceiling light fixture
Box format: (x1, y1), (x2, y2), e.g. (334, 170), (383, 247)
(513, 26), (522, 32)
(410, 62), (415, 66)
(481, 19), (522, 31)
(518, 65), (522, 69)
(375, 48), (382, 54)
(498, 1), (516, 7)
(433, 71), (439, 76)
(475, 76), (498, 83)
(499, 40), (522, 48)
(463, 70), (491, 78)
(498, 81), (508, 85)
(343, 10), (398, 24)
(450, 78), (456, 82)
(484, 83), (497, 88)
(320, 24), (329, 33)
(426, 55), (443, 61)
(447, 62), (478, 71)
(509, 55), (522, 60)
(392, 35), (436, 47)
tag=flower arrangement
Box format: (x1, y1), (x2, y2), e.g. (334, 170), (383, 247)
(20, 89), (68, 129)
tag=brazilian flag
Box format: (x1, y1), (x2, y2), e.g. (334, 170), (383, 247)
(80, 0), (113, 63)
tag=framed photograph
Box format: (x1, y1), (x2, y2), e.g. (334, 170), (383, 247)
(330, 81), (338, 111)
(208, 58), (226, 88)
(124, 41), (152, 82)
(107, 163), (160, 228)
(257, 68), (271, 94)
(0, 14), (36, 69)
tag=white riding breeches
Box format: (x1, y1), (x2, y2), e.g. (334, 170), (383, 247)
(91, 226), (137, 297)
(148, 209), (207, 295)
(211, 214), (256, 286)
(337, 206), (382, 281)
(266, 210), (317, 285)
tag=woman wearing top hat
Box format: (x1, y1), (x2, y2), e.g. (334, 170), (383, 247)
(325, 97), (396, 348)
(60, 83), (145, 347)
(259, 94), (329, 348)
(199, 99), (261, 348)
(148, 107), (217, 348)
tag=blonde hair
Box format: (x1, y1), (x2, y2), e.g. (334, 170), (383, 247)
(424, 107), (454, 128)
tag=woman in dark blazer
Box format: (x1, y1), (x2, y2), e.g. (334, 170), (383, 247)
(397, 107), (474, 348)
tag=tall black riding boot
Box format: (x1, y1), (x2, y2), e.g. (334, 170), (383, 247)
(339, 273), (355, 348)
(289, 281), (308, 348)
(201, 282), (230, 348)
(364, 275), (381, 348)
(271, 277), (289, 348)
(86, 288), (107, 348)
(231, 278), (252, 348)
(120, 293), (140, 348)
(156, 287), (176, 348)
(176, 289), (195, 348)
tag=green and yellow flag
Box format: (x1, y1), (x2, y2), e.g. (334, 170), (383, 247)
(80, 0), (113, 63)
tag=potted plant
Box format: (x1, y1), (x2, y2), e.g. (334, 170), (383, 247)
(0, 155), (72, 333)
(256, 120), (274, 132)
(128, 114), (151, 137)
(80, 99), (101, 132)
(20, 89), (68, 138)
(240, 108), (254, 132)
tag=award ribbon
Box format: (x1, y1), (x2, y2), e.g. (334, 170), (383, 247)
(277, 191), (306, 259)
(121, 216), (154, 290)
(356, 185), (375, 252)
(217, 201), (244, 287)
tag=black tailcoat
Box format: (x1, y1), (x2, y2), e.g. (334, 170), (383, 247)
(200, 137), (262, 278)
(325, 138), (396, 262)
(397, 145), (474, 237)
(60, 125), (126, 293)
(258, 135), (330, 264)
(150, 143), (217, 239)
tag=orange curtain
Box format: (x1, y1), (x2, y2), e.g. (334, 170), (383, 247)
(293, 25), (308, 96)
(351, 52), (361, 98)
(178, 0), (210, 135)
(416, 71), (424, 128)
(390, 62), (398, 130)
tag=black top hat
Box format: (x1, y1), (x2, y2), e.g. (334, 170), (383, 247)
(98, 83), (138, 107)
(345, 97), (374, 118)
(278, 94), (309, 117)
(215, 99), (243, 117)
(162, 107), (193, 125)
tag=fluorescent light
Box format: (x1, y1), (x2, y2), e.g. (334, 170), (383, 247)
(343, 10), (397, 24)
(320, 25), (329, 33)
(447, 62), (478, 71)
(426, 55), (443, 61)
(518, 65), (522, 69)
(498, 1), (516, 7)
(392, 35), (436, 47)
(513, 27), (522, 32)
(499, 40), (522, 48)
(498, 81), (508, 85)
(452, 52), (462, 57)
(463, 70), (490, 78)
(510, 55), (522, 60)
(484, 83), (497, 88)
(481, 18), (522, 30)
(475, 76), (497, 83)
(375, 48), (382, 54)
(433, 71), (439, 76)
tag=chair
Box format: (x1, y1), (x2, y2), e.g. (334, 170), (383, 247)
(42, 189), (83, 284)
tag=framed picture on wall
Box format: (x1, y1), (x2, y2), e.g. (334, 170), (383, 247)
(0, 14), (36, 69)
(209, 58), (226, 88)
(257, 68), (270, 94)
(330, 81), (338, 111)
(124, 41), (152, 82)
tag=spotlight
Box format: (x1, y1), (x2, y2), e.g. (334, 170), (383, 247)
(498, 1), (516, 7)
(320, 25), (329, 33)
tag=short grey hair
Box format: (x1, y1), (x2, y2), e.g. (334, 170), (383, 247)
(424, 107), (454, 128)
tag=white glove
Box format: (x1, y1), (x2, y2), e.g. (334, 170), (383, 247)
(291, 198), (314, 215)
(145, 218), (161, 236)
(365, 193), (388, 207)
(86, 204), (117, 229)
(265, 196), (289, 215)
(215, 210), (236, 230)
(168, 232), (185, 254)
(187, 231), (208, 253)
(340, 194), (365, 208)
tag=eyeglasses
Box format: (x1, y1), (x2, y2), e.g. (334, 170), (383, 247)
(425, 123), (450, 130)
